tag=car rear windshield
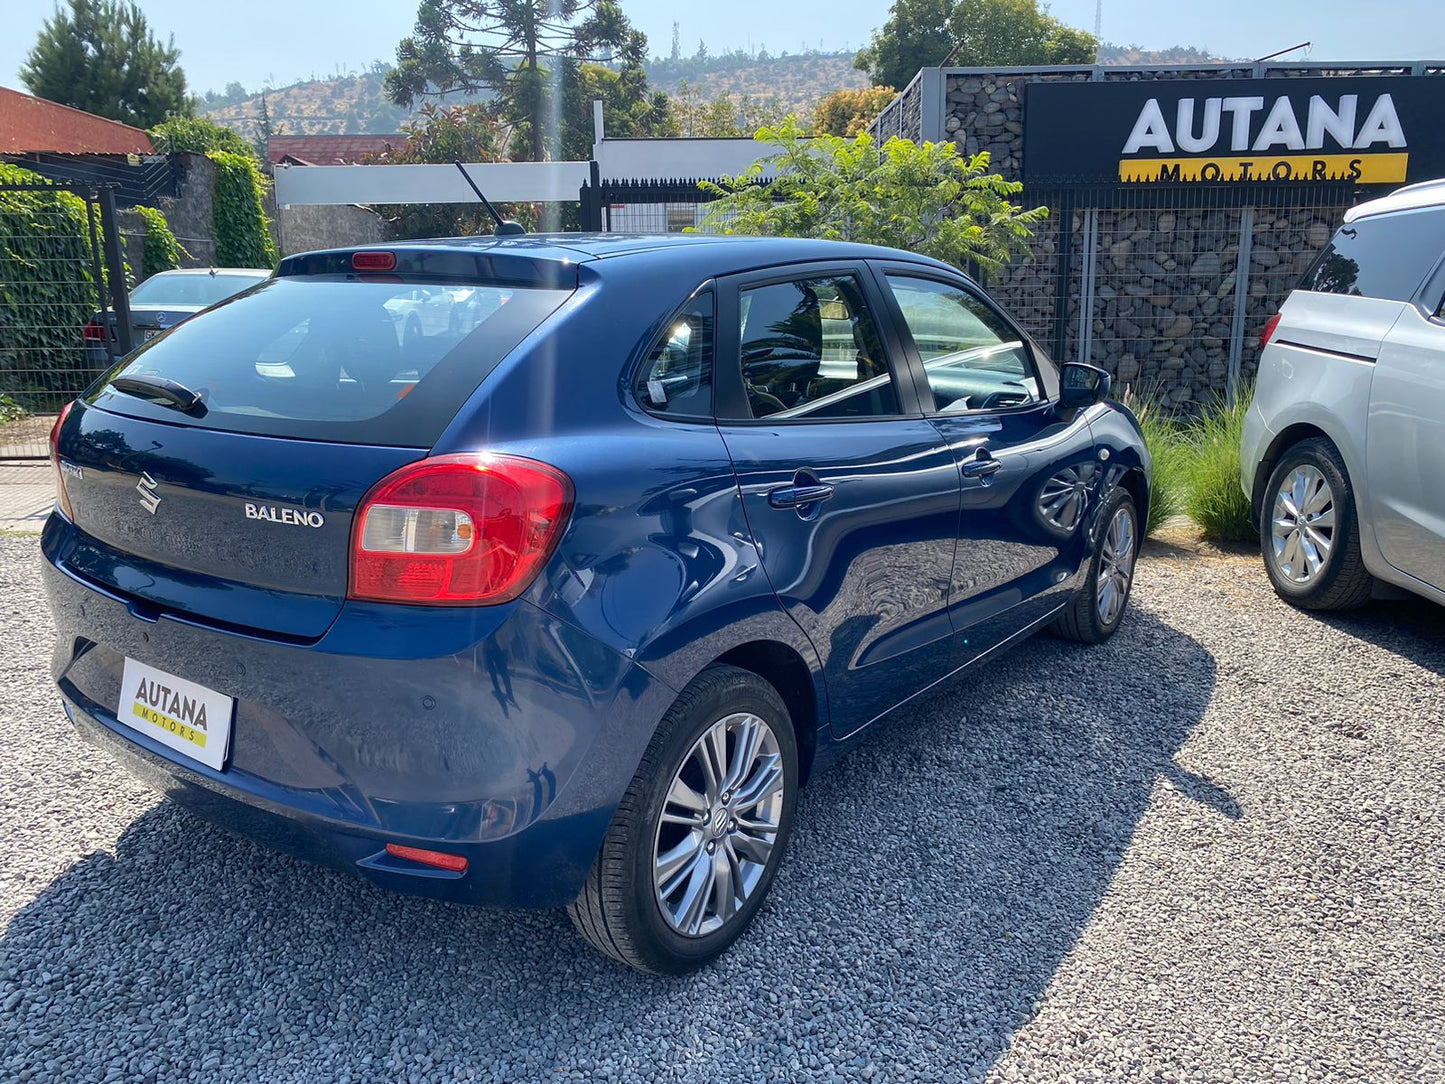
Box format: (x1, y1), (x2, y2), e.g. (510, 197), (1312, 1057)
(1300, 206), (1445, 303)
(88, 276), (572, 446)
(129, 272), (266, 307)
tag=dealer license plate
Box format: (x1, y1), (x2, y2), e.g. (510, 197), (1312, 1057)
(118, 658), (234, 772)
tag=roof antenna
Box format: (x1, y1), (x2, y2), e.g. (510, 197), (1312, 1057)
(454, 161), (526, 237)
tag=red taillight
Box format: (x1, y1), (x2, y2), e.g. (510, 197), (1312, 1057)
(1259, 312), (1283, 351)
(352, 251), (396, 272)
(385, 843), (468, 873)
(82, 319), (112, 342)
(349, 453), (573, 606)
(49, 401), (75, 520)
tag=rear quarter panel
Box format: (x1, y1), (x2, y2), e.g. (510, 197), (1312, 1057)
(433, 259), (829, 757)
(1249, 291), (1403, 509)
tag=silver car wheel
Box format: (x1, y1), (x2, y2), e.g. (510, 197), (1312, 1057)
(652, 712), (785, 938)
(1096, 503), (1136, 626)
(1270, 465), (1335, 584)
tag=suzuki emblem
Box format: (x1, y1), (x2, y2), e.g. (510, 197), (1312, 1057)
(136, 471), (160, 514)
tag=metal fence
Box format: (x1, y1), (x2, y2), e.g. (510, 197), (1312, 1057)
(581, 175), (1361, 409)
(0, 182), (130, 459)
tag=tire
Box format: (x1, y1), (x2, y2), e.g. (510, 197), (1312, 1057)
(1054, 487), (1139, 644)
(1259, 437), (1373, 611)
(567, 664), (799, 974)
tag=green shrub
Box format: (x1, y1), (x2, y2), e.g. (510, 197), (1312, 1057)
(208, 151), (277, 269)
(133, 205), (184, 274)
(0, 162), (106, 409)
(1, 394), (27, 424)
(1123, 387), (1189, 536)
(1183, 393), (1256, 544)
(149, 116), (254, 158)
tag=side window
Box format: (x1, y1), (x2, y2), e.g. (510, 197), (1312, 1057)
(884, 275), (1041, 413)
(728, 275), (900, 420)
(1301, 207), (1445, 302)
(635, 291), (714, 419)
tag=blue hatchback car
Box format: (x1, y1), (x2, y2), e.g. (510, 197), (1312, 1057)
(43, 234), (1149, 973)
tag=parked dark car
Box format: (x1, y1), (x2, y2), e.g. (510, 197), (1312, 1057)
(44, 235), (1150, 973)
(83, 268), (270, 366)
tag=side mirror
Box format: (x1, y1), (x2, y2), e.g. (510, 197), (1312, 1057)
(1059, 362), (1112, 411)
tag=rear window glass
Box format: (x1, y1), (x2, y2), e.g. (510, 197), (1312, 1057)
(129, 272), (266, 307)
(88, 277), (572, 446)
(1301, 207), (1445, 302)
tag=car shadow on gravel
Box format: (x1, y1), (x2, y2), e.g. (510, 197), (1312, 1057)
(1314, 595), (1445, 676)
(0, 606), (1223, 1081)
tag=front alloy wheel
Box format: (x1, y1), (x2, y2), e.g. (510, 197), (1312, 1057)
(568, 665), (798, 974)
(1054, 487), (1139, 644)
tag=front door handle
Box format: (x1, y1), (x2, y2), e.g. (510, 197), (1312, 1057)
(961, 454), (1002, 478)
(768, 483), (835, 509)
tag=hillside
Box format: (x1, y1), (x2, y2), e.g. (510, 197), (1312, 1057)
(196, 44), (1232, 141)
(198, 52), (866, 139)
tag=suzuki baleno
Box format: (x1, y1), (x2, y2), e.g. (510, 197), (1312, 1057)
(43, 235), (1150, 973)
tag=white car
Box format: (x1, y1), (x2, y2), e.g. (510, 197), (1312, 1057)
(1241, 178), (1445, 610)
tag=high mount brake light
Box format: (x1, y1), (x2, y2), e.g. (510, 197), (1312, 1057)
(1259, 312), (1283, 351)
(352, 251), (397, 272)
(349, 454), (573, 606)
(49, 401), (75, 520)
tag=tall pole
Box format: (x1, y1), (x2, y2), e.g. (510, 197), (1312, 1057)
(1094, 0), (1102, 39)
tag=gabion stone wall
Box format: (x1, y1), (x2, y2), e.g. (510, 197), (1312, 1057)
(867, 64), (1433, 406)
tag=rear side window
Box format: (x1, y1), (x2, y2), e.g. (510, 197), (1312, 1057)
(89, 277), (572, 446)
(1301, 207), (1445, 302)
(634, 291), (713, 419)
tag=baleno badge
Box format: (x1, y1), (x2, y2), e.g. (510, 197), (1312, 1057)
(245, 503), (325, 528)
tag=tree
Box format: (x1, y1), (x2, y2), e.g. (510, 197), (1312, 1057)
(21, 0), (192, 128)
(671, 81), (745, 137)
(697, 117), (1047, 277)
(385, 0), (651, 163)
(813, 86), (899, 136)
(252, 94), (281, 161)
(856, 0), (1097, 89)
(670, 21), (680, 62)
(366, 102), (516, 238)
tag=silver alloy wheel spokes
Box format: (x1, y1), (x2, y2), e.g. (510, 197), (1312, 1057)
(1270, 465), (1335, 584)
(1096, 504), (1137, 626)
(652, 712), (785, 938)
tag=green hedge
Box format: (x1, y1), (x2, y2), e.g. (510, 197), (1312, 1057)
(208, 150), (276, 269)
(0, 162), (107, 409)
(133, 204), (184, 274)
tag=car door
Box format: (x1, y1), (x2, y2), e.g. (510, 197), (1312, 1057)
(870, 263), (1101, 661)
(714, 262), (963, 740)
(1365, 250), (1445, 592)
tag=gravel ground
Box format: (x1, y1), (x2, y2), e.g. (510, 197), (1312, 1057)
(2, 531), (1442, 1083)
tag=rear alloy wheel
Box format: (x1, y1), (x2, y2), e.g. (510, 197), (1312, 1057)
(1260, 437), (1373, 610)
(1054, 487), (1139, 644)
(567, 664), (798, 974)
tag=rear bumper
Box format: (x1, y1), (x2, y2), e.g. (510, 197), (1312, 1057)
(42, 518), (676, 907)
(1240, 401), (1275, 529)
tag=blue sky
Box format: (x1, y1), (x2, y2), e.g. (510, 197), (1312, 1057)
(4, 0), (1443, 95)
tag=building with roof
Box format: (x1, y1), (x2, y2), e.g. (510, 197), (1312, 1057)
(266, 134), (405, 167)
(0, 86), (154, 155)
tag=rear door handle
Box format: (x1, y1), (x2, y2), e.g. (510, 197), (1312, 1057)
(961, 455), (1002, 478)
(768, 483), (835, 509)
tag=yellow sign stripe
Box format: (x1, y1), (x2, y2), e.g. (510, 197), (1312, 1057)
(1119, 152), (1409, 184)
(132, 702), (208, 748)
